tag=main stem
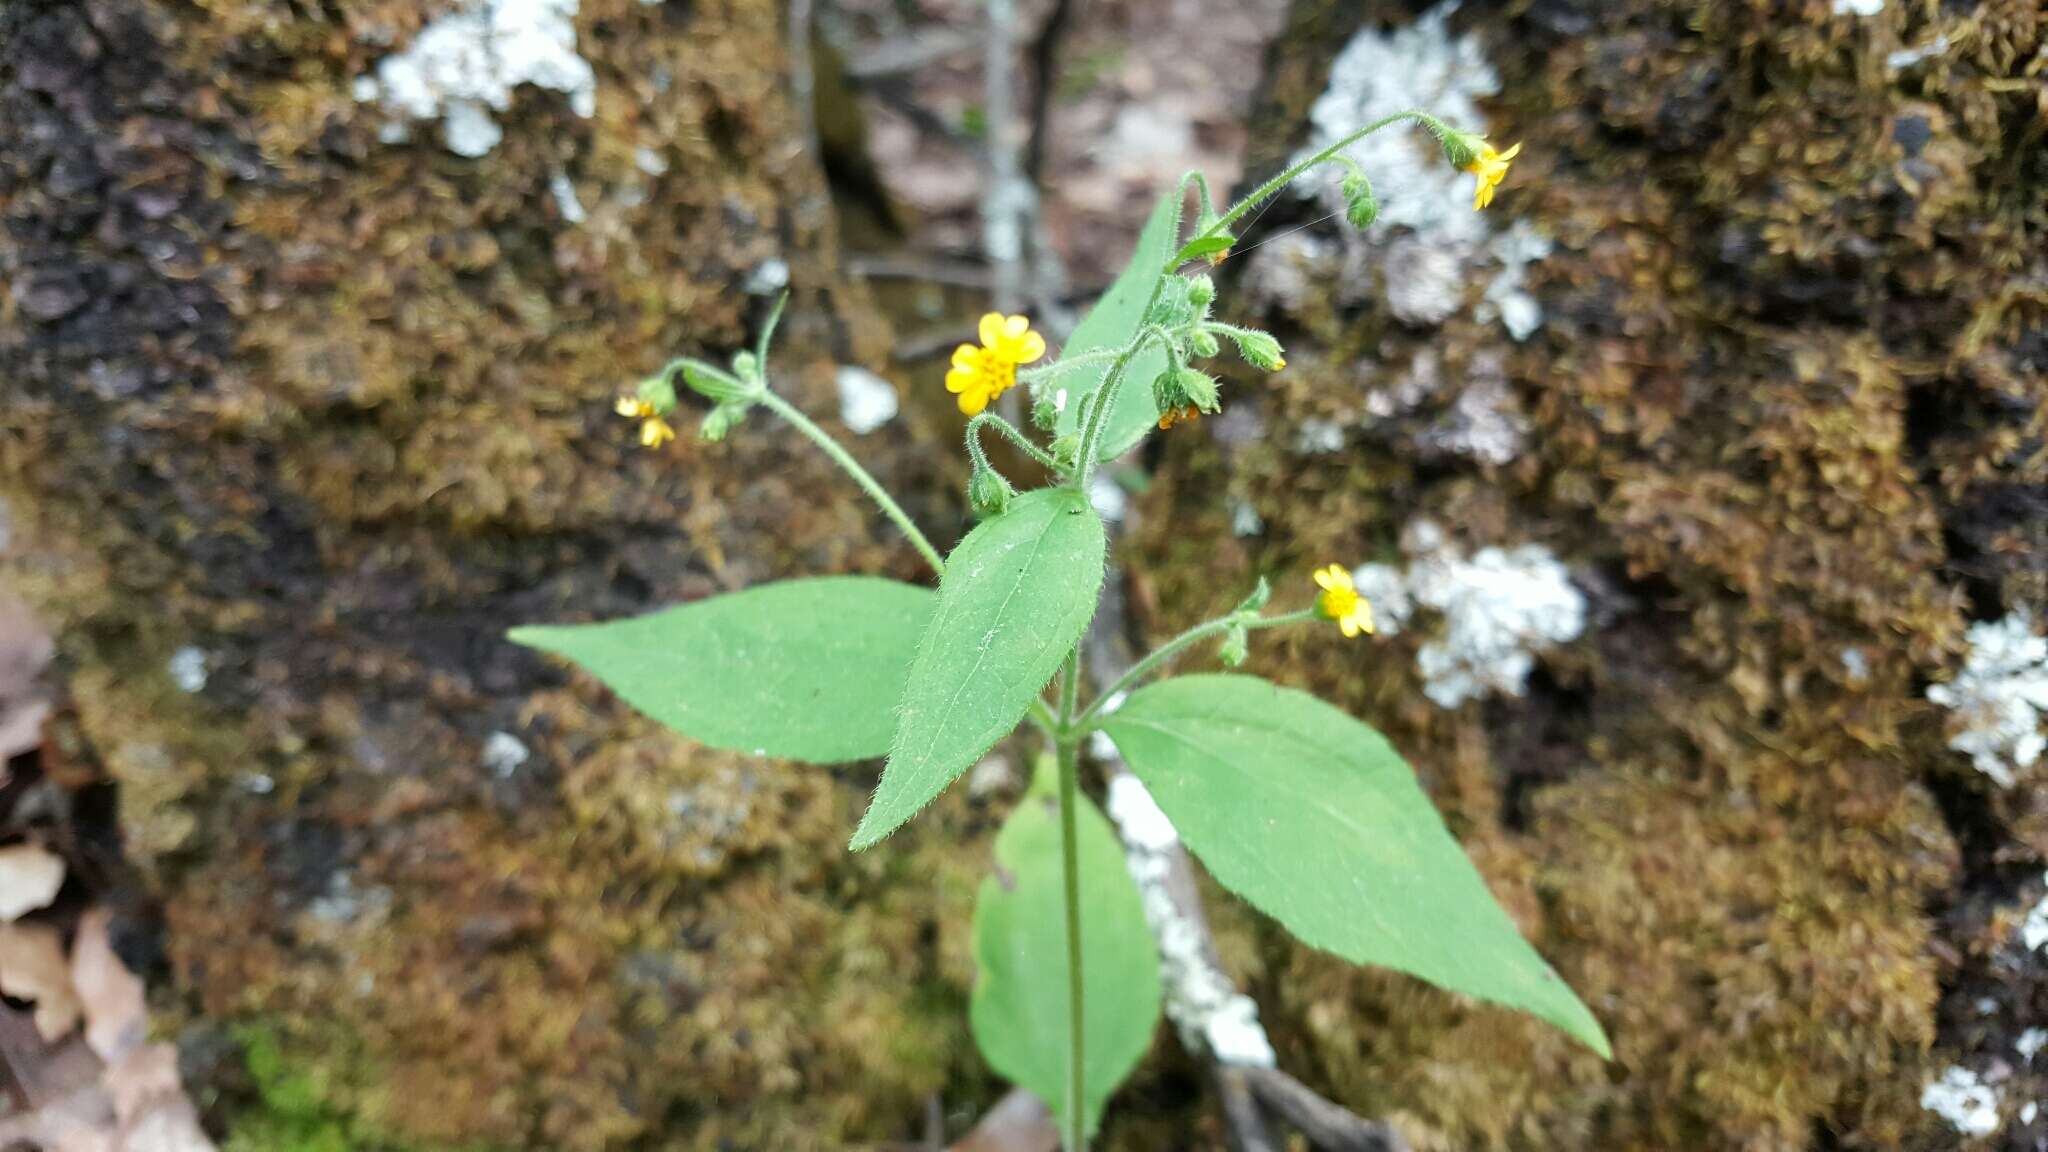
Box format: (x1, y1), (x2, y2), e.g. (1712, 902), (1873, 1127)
(1054, 732), (1087, 1152)
(1054, 646), (1087, 1152)
(758, 391), (948, 575)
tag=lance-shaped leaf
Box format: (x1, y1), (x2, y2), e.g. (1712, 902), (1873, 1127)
(1052, 193), (1178, 462)
(509, 577), (932, 764)
(971, 765), (1160, 1137)
(1099, 675), (1611, 1057)
(852, 488), (1105, 849)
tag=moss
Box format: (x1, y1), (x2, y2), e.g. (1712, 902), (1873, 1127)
(1128, 1), (2042, 1147)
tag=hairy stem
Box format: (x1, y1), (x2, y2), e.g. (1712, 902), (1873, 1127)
(757, 390), (948, 576)
(1073, 608), (1318, 730)
(1056, 732), (1087, 1152)
(967, 411), (1061, 472)
(1054, 646), (1087, 1152)
(1191, 110), (1451, 248)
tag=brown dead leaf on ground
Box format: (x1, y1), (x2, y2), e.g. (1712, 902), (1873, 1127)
(0, 593), (53, 762)
(71, 908), (147, 1063)
(0, 922), (84, 1040)
(948, 1088), (1058, 1152)
(0, 842), (68, 922)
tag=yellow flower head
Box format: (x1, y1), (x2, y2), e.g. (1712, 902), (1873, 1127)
(1462, 141), (1521, 211)
(617, 395), (676, 449)
(1157, 403), (1202, 431)
(1312, 564), (1374, 638)
(946, 313), (1046, 416)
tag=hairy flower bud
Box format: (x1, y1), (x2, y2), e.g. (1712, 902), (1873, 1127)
(1187, 275), (1216, 312)
(968, 465), (1015, 518)
(1031, 392), (1060, 432)
(700, 401), (751, 442)
(1437, 128), (1485, 171)
(1189, 329), (1221, 359)
(634, 371), (679, 413)
(730, 350), (760, 382)
(1218, 624), (1250, 669)
(1341, 168), (1379, 231)
(1228, 329), (1286, 372)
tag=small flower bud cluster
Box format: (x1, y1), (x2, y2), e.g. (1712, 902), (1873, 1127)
(1139, 274), (1289, 433)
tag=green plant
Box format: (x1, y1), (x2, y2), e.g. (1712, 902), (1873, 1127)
(513, 112), (1604, 1151)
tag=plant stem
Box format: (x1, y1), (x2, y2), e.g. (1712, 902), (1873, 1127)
(1055, 731), (1087, 1152)
(1071, 608), (1318, 730)
(1053, 644), (1087, 1152)
(758, 390), (948, 576)
(967, 411), (1061, 473)
(1191, 110), (1449, 246)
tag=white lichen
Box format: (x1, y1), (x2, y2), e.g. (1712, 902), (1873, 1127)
(2023, 879), (2048, 954)
(167, 646), (208, 694)
(1296, 2), (1494, 249)
(549, 171), (587, 224)
(481, 730), (530, 778)
(1290, 2), (1552, 345)
(2017, 1027), (2047, 1062)
(1921, 1065), (2002, 1138)
(1352, 520), (1585, 708)
(834, 366), (898, 435)
(355, 0), (596, 158)
(1926, 610), (2048, 788)
(1887, 35), (1951, 71)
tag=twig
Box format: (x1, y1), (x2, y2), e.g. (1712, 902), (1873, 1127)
(1215, 1067), (1279, 1152)
(1241, 1067), (1407, 1152)
(850, 255), (997, 289)
(786, 0), (818, 162)
(843, 28), (982, 81)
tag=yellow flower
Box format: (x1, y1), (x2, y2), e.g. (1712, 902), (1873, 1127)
(946, 313), (1046, 416)
(617, 395), (676, 448)
(1312, 564), (1374, 638)
(1157, 404), (1202, 431)
(1462, 141), (1521, 210)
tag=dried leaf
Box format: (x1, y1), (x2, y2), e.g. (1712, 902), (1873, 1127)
(0, 924), (83, 1040)
(107, 1043), (216, 1152)
(0, 593), (54, 761)
(950, 1088), (1059, 1152)
(72, 908), (147, 1062)
(0, 842), (68, 921)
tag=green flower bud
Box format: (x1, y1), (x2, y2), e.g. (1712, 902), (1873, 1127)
(1227, 328), (1286, 372)
(1341, 169), (1379, 231)
(1187, 275), (1216, 312)
(968, 466), (1015, 518)
(700, 401), (751, 442)
(1146, 278), (1193, 327)
(634, 371), (679, 413)
(731, 350), (760, 382)
(1189, 330), (1221, 359)
(1437, 128), (1484, 171)
(680, 359), (755, 404)
(1031, 392), (1060, 432)
(1050, 434), (1081, 469)
(1217, 625), (1249, 669)
(1153, 366), (1221, 419)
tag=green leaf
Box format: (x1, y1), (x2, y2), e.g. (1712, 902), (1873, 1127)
(852, 488), (1106, 849)
(1053, 192), (1178, 462)
(971, 765), (1161, 1137)
(509, 576), (933, 765)
(1171, 234), (1235, 264)
(1100, 675), (1612, 1057)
